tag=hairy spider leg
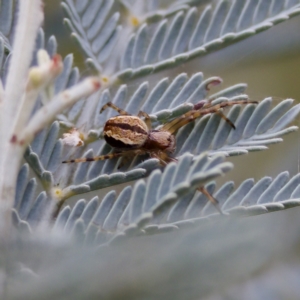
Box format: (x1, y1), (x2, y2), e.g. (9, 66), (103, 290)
(100, 101), (130, 115)
(214, 111), (236, 129)
(117, 152), (144, 169)
(138, 110), (152, 130)
(117, 155), (133, 169)
(166, 109), (235, 135)
(162, 100), (258, 134)
(150, 151), (177, 166)
(193, 100), (240, 129)
(62, 149), (146, 163)
(198, 186), (223, 215)
(151, 152), (223, 213)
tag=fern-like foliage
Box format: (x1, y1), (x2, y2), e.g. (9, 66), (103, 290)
(116, 0), (300, 79)
(25, 86), (300, 206)
(1, 0), (300, 298)
(2, 0), (296, 227)
(61, 0), (300, 79)
(17, 27), (300, 205)
(62, 0), (121, 71)
(13, 161), (300, 245)
(0, 0), (16, 50)
(14, 152), (232, 241)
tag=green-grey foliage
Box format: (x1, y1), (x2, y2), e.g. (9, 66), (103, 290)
(1, 0), (300, 299)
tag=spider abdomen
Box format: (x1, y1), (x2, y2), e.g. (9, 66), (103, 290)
(103, 115), (149, 149)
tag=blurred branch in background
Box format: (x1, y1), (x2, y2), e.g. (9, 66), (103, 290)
(7, 205), (300, 300)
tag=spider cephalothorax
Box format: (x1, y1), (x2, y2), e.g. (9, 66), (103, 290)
(63, 100), (257, 212)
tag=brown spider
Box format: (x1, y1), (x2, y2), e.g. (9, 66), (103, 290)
(63, 99), (257, 212)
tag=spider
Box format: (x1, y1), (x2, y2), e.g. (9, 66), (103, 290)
(63, 99), (257, 212)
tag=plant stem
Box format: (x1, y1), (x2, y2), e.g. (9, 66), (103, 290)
(0, 0), (43, 237)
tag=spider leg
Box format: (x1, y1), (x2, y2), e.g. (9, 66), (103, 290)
(214, 111), (236, 129)
(161, 152), (178, 164)
(62, 149), (145, 163)
(150, 152), (167, 166)
(151, 152), (223, 214)
(167, 110), (235, 134)
(138, 110), (152, 130)
(151, 155), (166, 166)
(162, 100), (257, 134)
(100, 102), (130, 115)
(150, 151), (177, 166)
(117, 153), (140, 169)
(198, 186), (223, 215)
